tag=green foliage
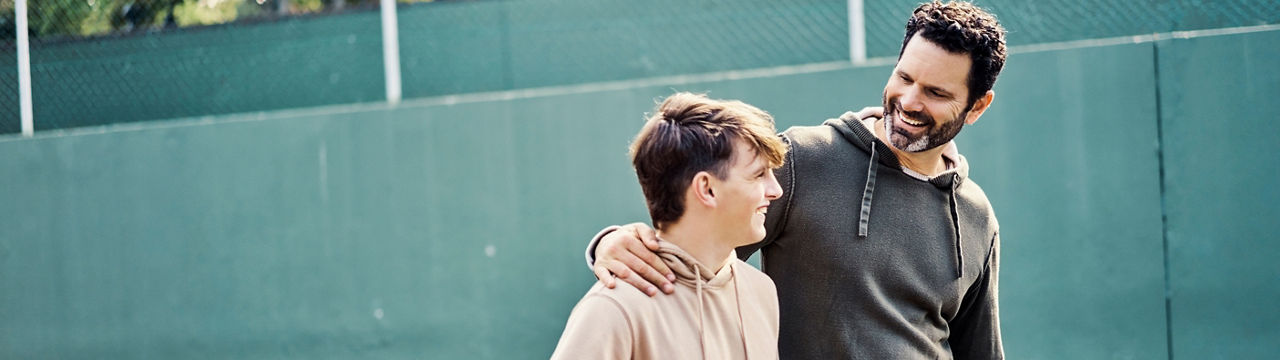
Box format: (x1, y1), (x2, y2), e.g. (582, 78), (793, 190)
(171, 0), (242, 27)
(18, 0), (384, 38)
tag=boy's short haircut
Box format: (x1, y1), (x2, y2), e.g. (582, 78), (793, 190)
(629, 92), (788, 230)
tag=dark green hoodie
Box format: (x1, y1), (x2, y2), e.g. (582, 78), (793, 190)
(738, 111), (1002, 359)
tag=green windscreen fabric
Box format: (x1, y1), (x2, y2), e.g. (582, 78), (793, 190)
(865, 0), (1280, 58)
(2, 24), (1278, 359)
(1158, 29), (1280, 360)
(959, 42), (1168, 359)
(26, 12), (386, 131)
(7, 0), (1279, 133)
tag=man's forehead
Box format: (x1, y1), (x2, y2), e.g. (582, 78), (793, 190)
(898, 34), (971, 91)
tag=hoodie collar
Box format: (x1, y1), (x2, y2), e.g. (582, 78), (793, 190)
(827, 111), (970, 185)
(656, 241), (736, 288)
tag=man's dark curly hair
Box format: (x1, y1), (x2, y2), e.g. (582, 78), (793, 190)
(900, 1), (1006, 107)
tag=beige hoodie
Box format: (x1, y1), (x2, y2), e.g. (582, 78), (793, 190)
(551, 242), (779, 359)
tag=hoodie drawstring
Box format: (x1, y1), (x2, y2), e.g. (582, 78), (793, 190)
(731, 263), (749, 359)
(858, 143), (879, 237)
(949, 173), (963, 279)
(695, 266), (707, 360)
(693, 262), (752, 359)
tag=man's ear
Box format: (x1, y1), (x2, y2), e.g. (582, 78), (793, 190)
(690, 171), (717, 207)
(964, 90), (995, 125)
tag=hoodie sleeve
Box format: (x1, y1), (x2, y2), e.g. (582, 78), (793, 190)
(949, 231), (1003, 360)
(550, 294), (633, 360)
(583, 225), (623, 268)
(737, 134), (795, 261)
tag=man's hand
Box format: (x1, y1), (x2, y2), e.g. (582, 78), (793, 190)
(855, 106), (884, 120)
(592, 223), (676, 296)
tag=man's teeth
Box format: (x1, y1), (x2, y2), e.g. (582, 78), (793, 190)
(756, 208), (767, 215)
(900, 115), (926, 126)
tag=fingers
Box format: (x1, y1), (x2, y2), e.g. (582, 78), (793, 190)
(631, 223), (661, 251)
(597, 223), (676, 296)
(592, 264), (616, 289)
(598, 258), (662, 296)
(620, 243), (675, 295)
(637, 242), (675, 287)
(596, 225), (674, 296)
(620, 270), (663, 297)
(626, 223), (676, 290)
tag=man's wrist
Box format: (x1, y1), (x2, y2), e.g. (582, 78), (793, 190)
(584, 225), (622, 268)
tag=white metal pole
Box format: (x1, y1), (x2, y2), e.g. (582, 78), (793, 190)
(848, 0), (866, 65)
(380, 0), (402, 105)
(16, 0), (33, 136)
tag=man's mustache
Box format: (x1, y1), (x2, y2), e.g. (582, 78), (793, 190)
(886, 99), (934, 125)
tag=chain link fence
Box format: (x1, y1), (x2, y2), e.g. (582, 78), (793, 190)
(3, 0), (1279, 134)
(866, 0), (1280, 58)
(2, 0), (387, 133)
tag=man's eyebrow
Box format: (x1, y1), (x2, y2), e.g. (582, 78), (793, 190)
(899, 69), (956, 97)
(927, 86), (954, 97)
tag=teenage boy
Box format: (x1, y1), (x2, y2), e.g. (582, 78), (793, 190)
(551, 92), (787, 359)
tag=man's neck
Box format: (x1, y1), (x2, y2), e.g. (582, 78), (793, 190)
(658, 219), (734, 273)
(873, 119), (948, 176)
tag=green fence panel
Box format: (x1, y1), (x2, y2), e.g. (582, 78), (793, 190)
(3, 28), (1277, 358)
(0, 64), (912, 358)
(865, 0), (1280, 58)
(26, 11), (386, 131)
(398, 1), (510, 98)
(398, 0), (848, 99)
(1158, 29), (1280, 359)
(0, 88), (663, 358)
(683, 67), (886, 131)
(1, 45), (16, 133)
(501, 0), (846, 92)
(959, 42), (1169, 359)
(12, 0), (1278, 134)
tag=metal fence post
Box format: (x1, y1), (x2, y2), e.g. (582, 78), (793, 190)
(848, 0), (865, 65)
(381, 0), (402, 105)
(16, 0), (33, 136)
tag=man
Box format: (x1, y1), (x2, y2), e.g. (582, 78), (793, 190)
(552, 92), (787, 359)
(585, 1), (1008, 358)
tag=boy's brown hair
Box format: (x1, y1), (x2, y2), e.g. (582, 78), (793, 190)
(629, 92), (787, 230)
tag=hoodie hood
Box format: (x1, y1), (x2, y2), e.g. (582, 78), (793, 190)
(826, 111), (971, 183)
(657, 241), (736, 287)
(823, 111), (971, 278)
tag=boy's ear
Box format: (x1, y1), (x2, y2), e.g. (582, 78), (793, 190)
(690, 171), (717, 207)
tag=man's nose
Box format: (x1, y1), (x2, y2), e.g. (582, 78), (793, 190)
(899, 87), (925, 113)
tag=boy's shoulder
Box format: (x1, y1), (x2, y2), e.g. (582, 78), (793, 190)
(731, 260), (777, 294)
(578, 279), (667, 314)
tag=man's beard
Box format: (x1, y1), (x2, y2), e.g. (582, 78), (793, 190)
(882, 95), (967, 152)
